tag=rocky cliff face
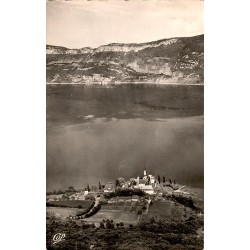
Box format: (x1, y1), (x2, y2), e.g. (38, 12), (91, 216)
(46, 35), (204, 84)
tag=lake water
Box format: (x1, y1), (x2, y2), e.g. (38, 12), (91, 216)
(47, 84), (204, 191)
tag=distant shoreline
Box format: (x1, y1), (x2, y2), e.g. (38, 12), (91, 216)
(46, 82), (204, 86)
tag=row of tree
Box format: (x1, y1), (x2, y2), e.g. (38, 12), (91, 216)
(157, 175), (176, 184)
(86, 181), (104, 192)
(46, 185), (77, 195)
(47, 175), (177, 196)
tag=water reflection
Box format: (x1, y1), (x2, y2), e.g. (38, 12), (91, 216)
(47, 85), (204, 191)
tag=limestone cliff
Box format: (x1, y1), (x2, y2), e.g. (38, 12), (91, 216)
(46, 35), (204, 85)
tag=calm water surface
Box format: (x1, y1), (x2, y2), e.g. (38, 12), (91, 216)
(47, 84), (204, 191)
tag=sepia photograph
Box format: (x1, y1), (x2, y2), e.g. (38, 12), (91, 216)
(4, 1), (250, 250)
(46, 0), (204, 249)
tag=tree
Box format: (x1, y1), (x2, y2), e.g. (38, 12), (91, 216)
(147, 176), (150, 185)
(99, 181), (102, 190)
(62, 194), (68, 201)
(163, 176), (166, 183)
(150, 217), (156, 223)
(137, 209), (142, 215)
(58, 189), (63, 194)
(117, 177), (125, 187)
(115, 179), (119, 188)
(158, 175), (161, 184)
(68, 186), (75, 192)
(174, 179), (176, 184)
(87, 184), (90, 192)
(169, 178), (172, 184)
(106, 219), (113, 229)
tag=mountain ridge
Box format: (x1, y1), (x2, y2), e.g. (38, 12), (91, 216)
(46, 34), (204, 85)
(47, 34), (203, 50)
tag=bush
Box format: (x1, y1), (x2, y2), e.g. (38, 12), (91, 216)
(150, 217), (156, 223)
(137, 209), (142, 215)
(76, 201), (95, 217)
(138, 221), (198, 235)
(85, 203), (101, 218)
(46, 202), (67, 208)
(172, 195), (196, 210)
(82, 223), (92, 229)
(162, 233), (183, 245)
(106, 220), (114, 229)
(104, 188), (146, 199)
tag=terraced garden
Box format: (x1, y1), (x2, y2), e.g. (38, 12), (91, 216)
(82, 201), (142, 225)
(46, 200), (94, 218)
(140, 200), (184, 222)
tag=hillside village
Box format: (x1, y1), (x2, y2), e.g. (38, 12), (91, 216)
(47, 170), (185, 204)
(46, 169), (202, 225)
(103, 170), (180, 195)
(46, 170), (204, 249)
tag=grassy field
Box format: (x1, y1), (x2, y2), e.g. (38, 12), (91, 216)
(102, 201), (142, 212)
(46, 207), (84, 218)
(82, 199), (188, 225)
(83, 210), (139, 225)
(46, 200), (92, 208)
(82, 201), (141, 225)
(140, 200), (184, 222)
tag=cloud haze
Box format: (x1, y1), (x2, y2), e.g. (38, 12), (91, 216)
(46, 0), (204, 48)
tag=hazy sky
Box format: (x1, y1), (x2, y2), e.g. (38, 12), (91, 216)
(47, 0), (203, 48)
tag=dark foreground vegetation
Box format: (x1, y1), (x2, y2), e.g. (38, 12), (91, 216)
(46, 216), (203, 250)
(170, 194), (198, 211)
(103, 188), (145, 199)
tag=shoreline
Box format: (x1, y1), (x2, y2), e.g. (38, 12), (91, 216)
(46, 82), (204, 86)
